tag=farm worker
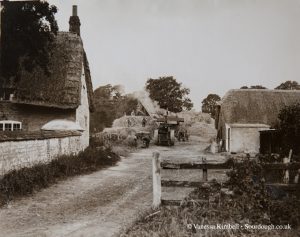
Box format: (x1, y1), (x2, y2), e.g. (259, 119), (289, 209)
(142, 117), (147, 127)
(133, 135), (137, 147)
(142, 136), (150, 148)
(127, 118), (132, 127)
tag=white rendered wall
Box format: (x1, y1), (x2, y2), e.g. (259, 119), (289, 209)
(76, 63), (90, 150)
(230, 126), (269, 153)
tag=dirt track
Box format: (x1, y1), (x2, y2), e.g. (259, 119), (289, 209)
(0, 136), (227, 237)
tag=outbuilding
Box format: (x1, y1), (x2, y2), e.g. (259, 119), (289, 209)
(215, 89), (300, 153)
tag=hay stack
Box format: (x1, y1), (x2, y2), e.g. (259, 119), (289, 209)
(100, 115), (157, 142)
(188, 122), (216, 138)
(178, 111), (213, 125)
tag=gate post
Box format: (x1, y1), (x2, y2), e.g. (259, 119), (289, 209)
(152, 151), (161, 208)
(202, 157), (208, 181)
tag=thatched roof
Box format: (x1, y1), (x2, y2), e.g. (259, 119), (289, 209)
(220, 89), (300, 127)
(13, 32), (94, 111)
(132, 91), (166, 116)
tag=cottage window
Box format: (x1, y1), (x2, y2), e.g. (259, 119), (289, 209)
(5, 123), (12, 131)
(13, 123), (21, 131)
(0, 121), (22, 131)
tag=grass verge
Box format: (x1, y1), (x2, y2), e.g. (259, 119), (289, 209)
(0, 146), (120, 206)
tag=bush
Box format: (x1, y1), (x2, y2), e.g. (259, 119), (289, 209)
(226, 160), (270, 217)
(227, 160), (300, 226)
(277, 103), (300, 155)
(0, 147), (120, 206)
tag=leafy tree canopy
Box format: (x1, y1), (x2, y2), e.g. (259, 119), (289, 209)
(275, 81), (300, 90)
(1, 0), (58, 82)
(201, 94), (221, 119)
(93, 84), (123, 102)
(145, 76), (193, 113)
(91, 84), (139, 133)
(240, 85), (267, 89)
(277, 103), (300, 155)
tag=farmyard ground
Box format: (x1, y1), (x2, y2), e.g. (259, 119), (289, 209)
(0, 135), (227, 237)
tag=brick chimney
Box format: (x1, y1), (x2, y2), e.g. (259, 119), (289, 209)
(69, 5), (81, 36)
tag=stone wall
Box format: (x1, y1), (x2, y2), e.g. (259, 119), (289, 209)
(0, 133), (87, 176)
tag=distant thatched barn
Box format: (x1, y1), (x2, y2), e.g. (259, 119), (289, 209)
(215, 89), (300, 153)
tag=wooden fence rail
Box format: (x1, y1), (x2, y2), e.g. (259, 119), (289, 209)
(152, 152), (300, 207)
(161, 161), (233, 170)
(262, 163), (300, 170)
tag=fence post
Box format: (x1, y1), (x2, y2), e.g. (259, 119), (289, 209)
(294, 169), (300, 184)
(203, 168), (208, 181)
(283, 149), (292, 184)
(152, 151), (161, 208)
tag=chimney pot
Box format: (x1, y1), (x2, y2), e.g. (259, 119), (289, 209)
(69, 5), (81, 36)
(72, 5), (77, 16)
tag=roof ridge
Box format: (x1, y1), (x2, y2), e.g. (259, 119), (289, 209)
(230, 89), (300, 93)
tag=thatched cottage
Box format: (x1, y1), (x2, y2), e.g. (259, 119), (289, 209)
(0, 6), (94, 175)
(0, 5), (93, 138)
(215, 89), (300, 153)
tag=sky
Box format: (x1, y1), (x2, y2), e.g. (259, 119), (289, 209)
(48, 0), (300, 110)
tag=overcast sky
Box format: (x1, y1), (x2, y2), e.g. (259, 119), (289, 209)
(48, 0), (300, 110)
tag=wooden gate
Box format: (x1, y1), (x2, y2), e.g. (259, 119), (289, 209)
(152, 152), (300, 208)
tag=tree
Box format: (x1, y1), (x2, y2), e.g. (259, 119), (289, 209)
(277, 103), (300, 155)
(91, 84), (139, 133)
(145, 76), (193, 113)
(201, 94), (221, 118)
(275, 81), (300, 90)
(93, 84), (122, 102)
(1, 0), (58, 82)
(240, 85), (267, 89)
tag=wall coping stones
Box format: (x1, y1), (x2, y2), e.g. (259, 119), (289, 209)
(0, 130), (81, 142)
